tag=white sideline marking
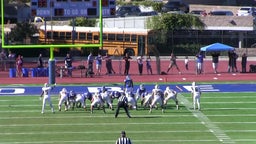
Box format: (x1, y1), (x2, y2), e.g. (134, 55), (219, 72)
(178, 93), (235, 144)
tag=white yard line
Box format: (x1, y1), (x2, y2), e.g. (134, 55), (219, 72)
(178, 93), (235, 144)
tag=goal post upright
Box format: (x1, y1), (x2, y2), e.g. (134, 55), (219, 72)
(1, 0), (103, 84)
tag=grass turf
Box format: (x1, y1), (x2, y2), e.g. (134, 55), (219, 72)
(0, 92), (255, 144)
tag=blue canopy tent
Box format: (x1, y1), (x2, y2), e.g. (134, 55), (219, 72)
(199, 43), (235, 74)
(200, 43), (234, 52)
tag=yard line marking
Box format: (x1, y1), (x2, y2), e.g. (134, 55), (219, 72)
(1, 129), (256, 135)
(203, 102), (256, 104)
(0, 114), (256, 120)
(0, 139), (222, 144)
(1, 121), (255, 127)
(0, 122), (204, 127)
(3, 139), (256, 144)
(0, 130), (212, 135)
(178, 93), (235, 144)
(204, 95), (256, 98)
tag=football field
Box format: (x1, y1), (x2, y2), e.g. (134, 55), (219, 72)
(0, 92), (255, 144)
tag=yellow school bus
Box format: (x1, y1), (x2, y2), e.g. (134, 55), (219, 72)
(38, 25), (156, 56)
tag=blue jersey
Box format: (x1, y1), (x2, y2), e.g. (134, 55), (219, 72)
(124, 79), (133, 89)
(95, 55), (102, 65)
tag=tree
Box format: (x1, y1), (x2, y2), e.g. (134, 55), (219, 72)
(147, 13), (205, 30)
(9, 22), (38, 43)
(146, 13), (205, 54)
(69, 17), (97, 27)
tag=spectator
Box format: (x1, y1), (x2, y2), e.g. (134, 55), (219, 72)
(64, 53), (73, 77)
(123, 53), (132, 75)
(137, 55), (143, 75)
(16, 55), (23, 77)
(184, 56), (189, 70)
(87, 52), (94, 74)
(0, 50), (7, 71)
(8, 51), (15, 68)
(115, 131), (132, 144)
(228, 51), (234, 73)
(104, 53), (115, 75)
(166, 53), (181, 74)
(211, 52), (220, 73)
(233, 51), (238, 72)
(0, 50), (7, 60)
(146, 55), (153, 75)
(196, 52), (204, 75)
(241, 53), (247, 73)
(95, 53), (102, 76)
(37, 53), (44, 68)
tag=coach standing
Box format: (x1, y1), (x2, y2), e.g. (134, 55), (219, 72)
(115, 93), (131, 118)
(116, 131), (132, 144)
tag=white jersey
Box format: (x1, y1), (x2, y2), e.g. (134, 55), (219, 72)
(191, 86), (201, 98)
(100, 91), (113, 109)
(164, 89), (177, 101)
(59, 90), (68, 100)
(75, 94), (86, 109)
(91, 93), (104, 107)
(151, 88), (164, 107)
(42, 86), (52, 98)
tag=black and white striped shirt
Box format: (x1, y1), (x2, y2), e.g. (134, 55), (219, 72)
(118, 95), (128, 103)
(116, 137), (132, 144)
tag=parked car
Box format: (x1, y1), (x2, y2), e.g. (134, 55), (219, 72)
(208, 10), (234, 16)
(139, 11), (158, 16)
(190, 10), (207, 16)
(116, 5), (141, 17)
(237, 7), (255, 16)
(161, 0), (189, 13)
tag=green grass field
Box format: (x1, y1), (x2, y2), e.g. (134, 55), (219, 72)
(0, 92), (255, 144)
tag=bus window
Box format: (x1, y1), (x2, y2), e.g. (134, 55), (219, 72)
(66, 32), (71, 39)
(79, 32), (86, 40)
(94, 35), (99, 40)
(46, 32), (51, 39)
(60, 32), (65, 39)
(138, 35), (145, 56)
(131, 34), (137, 42)
(103, 34), (107, 40)
(117, 34), (124, 41)
(73, 32), (78, 40)
(87, 33), (92, 40)
(125, 34), (130, 41)
(53, 32), (59, 39)
(108, 34), (115, 41)
(148, 35), (154, 44)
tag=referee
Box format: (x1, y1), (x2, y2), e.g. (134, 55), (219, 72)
(116, 131), (132, 144)
(115, 93), (131, 118)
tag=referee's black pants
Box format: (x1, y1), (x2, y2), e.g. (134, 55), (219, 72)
(115, 102), (131, 118)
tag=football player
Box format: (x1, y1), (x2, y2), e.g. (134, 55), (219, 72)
(58, 88), (69, 111)
(163, 86), (179, 110)
(149, 84), (164, 113)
